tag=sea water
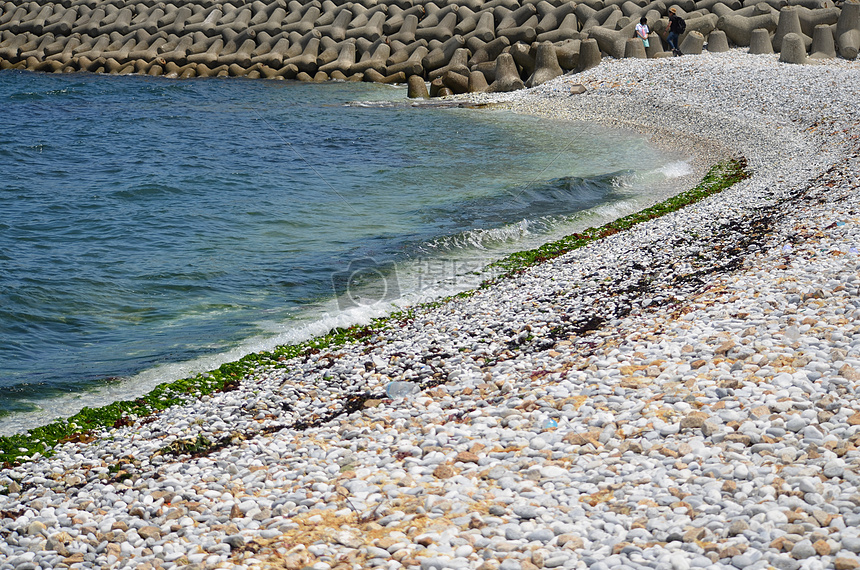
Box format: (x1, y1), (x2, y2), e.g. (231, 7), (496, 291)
(0, 70), (692, 434)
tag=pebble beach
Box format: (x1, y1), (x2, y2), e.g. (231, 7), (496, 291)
(2, 50), (860, 570)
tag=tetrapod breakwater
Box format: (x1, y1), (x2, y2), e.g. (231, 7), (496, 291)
(0, 0), (857, 96)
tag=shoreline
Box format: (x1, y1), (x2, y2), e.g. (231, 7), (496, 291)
(2, 51), (860, 570)
(0, 92), (697, 444)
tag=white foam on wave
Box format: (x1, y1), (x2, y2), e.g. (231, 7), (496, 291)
(0, 154), (698, 437)
(656, 160), (694, 179)
(0, 301), (399, 437)
(423, 219), (537, 253)
(0, 243), (512, 437)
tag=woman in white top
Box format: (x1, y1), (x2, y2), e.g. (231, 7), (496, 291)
(635, 17), (650, 48)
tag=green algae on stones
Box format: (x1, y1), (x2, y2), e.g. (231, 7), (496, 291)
(0, 158), (749, 469)
(488, 157), (750, 276)
(0, 315), (405, 467)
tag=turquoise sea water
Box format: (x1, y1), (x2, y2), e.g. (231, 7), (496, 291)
(0, 70), (691, 434)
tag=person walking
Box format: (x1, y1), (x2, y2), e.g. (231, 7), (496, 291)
(667, 7), (685, 55)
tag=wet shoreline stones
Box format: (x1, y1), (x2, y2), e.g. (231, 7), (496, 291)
(1, 52), (859, 570)
(0, 0), (857, 96)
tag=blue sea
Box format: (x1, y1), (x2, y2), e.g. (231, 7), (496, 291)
(0, 70), (692, 435)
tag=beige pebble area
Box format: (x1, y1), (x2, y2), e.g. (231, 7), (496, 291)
(1, 51), (860, 570)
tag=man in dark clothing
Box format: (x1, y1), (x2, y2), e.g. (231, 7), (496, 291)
(667, 7), (685, 55)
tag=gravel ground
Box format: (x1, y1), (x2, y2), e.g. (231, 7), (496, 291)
(1, 51), (859, 570)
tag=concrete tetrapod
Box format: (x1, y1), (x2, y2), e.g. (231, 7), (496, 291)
(710, 2), (738, 18)
(386, 45), (428, 76)
(316, 36), (343, 68)
(577, 37), (602, 71)
(779, 31), (808, 62)
(184, 8), (220, 35)
(148, 61), (164, 76)
(527, 41), (563, 86)
(429, 47), (470, 80)
(129, 36), (168, 64)
(463, 11), (496, 43)
(422, 34), (465, 71)
(468, 69), (489, 92)
(0, 7), (27, 32)
(498, 21), (539, 44)
(386, 39), (416, 66)
(748, 27), (775, 53)
(316, 8), (353, 41)
(625, 37), (648, 58)
(537, 13), (581, 43)
(556, 39), (580, 69)
(418, 4), (455, 30)
(488, 52), (524, 92)
(41, 36), (79, 65)
(588, 24), (632, 59)
(363, 68), (406, 84)
(467, 35), (510, 66)
(510, 42), (535, 78)
(809, 23), (836, 58)
(351, 40), (390, 74)
(576, 3), (617, 32)
(78, 7), (106, 37)
(77, 36), (110, 59)
(679, 14), (719, 45)
(97, 6), (124, 31)
(496, 3), (537, 32)
(452, 6), (479, 37)
(679, 30), (705, 53)
(707, 29), (730, 51)
(442, 69), (470, 93)
(537, 1), (578, 34)
(836, 0), (860, 60)
(19, 35), (53, 61)
(284, 36), (320, 74)
(319, 41), (355, 74)
(795, 5), (841, 38)
(284, 6), (320, 35)
(600, 10), (624, 33)
(388, 13), (418, 44)
(315, 38), (340, 68)
(100, 36), (137, 63)
(457, 0), (485, 12)
(228, 62), (254, 78)
(186, 32), (218, 58)
(645, 32), (663, 57)
(221, 38), (257, 67)
(188, 38), (224, 66)
(416, 11), (458, 42)
(311, 1), (338, 27)
(43, 34), (71, 61)
(717, 9), (778, 46)
(407, 74), (429, 98)
(773, 6), (812, 52)
(429, 76), (444, 96)
(346, 11), (387, 42)
(0, 34), (29, 61)
(162, 6), (194, 37)
(43, 8), (78, 37)
(251, 8), (289, 38)
(101, 8), (133, 36)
